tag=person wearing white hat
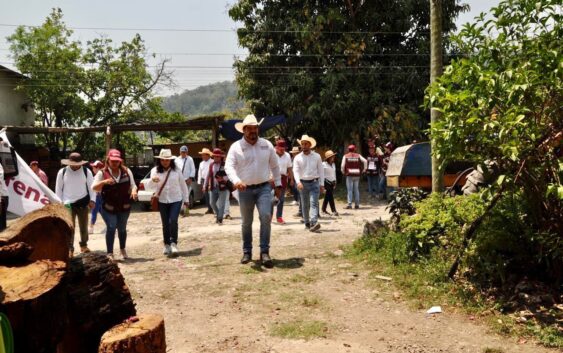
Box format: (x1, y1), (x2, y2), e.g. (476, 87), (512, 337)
(322, 150), (339, 216)
(175, 145), (195, 217)
(197, 148), (214, 214)
(225, 114), (282, 268)
(146, 149), (190, 256)
(292, 135), (325, 232)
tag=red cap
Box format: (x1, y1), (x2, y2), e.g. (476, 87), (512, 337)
(275, 140), (286, 149)
(212, 148), (224, 157)
(107, 149), (123, 162)
(348, 144), (356, 152)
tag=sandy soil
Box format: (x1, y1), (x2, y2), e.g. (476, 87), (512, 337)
(81, 199), (556, 353)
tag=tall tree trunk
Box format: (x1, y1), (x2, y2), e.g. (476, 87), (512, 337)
(430, 0), (444, 192)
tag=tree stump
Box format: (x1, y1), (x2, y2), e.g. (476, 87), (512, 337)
(0, 203), (72, 262)
(0, 260), (67, 353)
(98, 314), (166, 353)
(57, 253), (137, 353)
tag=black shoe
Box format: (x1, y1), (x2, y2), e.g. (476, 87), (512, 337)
(205, 209), (214, 214)
(354, 205), (360, 209)
(216, 219), (223, 225)
(260, 253), (274, 268)
(224, 214), (232, 220)
(310, 223), (321, 232)
(345, 205), (352, 209)
(240, 253), (251, 264)
(305, 222), (310, 229)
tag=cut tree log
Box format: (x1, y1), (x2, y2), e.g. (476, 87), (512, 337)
(98, 314), (166, 353)
(57, 253), (137, 353)
(0, 203), (73, 263)
(0, 260), (67, 353)
(0, 242), (33, 264)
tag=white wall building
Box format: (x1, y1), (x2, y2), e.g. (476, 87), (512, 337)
(0, 65), (35, 145)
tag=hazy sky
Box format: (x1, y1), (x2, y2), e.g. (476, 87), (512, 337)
(0, 0), (500, 95)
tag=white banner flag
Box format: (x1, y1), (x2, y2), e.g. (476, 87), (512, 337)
(0, 131), (61, 216)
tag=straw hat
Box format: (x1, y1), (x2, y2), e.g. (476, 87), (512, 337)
(61, 152), (88, 166)
(289, 146), (300, 154)
(235, 114), (264, 133)
(324, 150), (337, 160)
(297, 135), (317, 149)
(154, 149), (176, 160)
(198, 148), (212, 156)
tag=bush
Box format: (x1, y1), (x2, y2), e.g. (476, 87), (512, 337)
(386, 187), (427, 227)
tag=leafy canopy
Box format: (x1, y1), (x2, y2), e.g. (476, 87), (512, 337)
(229, 0), (467, 146)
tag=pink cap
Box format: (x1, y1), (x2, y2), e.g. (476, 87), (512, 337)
(107, 149), (123, 162)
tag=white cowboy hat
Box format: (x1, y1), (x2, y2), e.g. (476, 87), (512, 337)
(297, 134), (317, 149)
(154, 149), (176, 160)
(235, 114), (264, 133)
(289, 146), (300, 154)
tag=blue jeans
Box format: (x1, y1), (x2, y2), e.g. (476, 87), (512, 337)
(346, 176), (361, 206)
(300, 180), (320, 225)
(158, 201), (182, 245)
(239, 183), (272, 254)
(100, 208), (130, 254)
(379, 174), (387, 199)
(367, 175), (380, 196)
(275, 187), (286, 218)
(91, 193), (103, 224)
(210, 189), (229, 221)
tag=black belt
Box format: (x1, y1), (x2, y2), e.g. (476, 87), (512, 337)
(301, 178), (319, 183)
(246, 181), (269, 189)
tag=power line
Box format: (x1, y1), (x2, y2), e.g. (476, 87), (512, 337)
(0, 23), (429, 34)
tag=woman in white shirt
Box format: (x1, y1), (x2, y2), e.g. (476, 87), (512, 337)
(146, 149), (189, 256)
(322, 150), (338, 216)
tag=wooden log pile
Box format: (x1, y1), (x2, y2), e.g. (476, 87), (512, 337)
(0, 204), (166, 353)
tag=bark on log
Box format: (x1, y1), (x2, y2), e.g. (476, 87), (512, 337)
(0, 204), (72, 263)
(0, 260), (67, 353)
(57, 253), (136, 353)
(98, 314), (166, 353)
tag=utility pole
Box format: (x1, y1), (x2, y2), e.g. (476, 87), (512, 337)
(430, 0), (444, 192)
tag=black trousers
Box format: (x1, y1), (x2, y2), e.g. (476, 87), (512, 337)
(322, 182), (336, 213)
(0, 196), (9, 231)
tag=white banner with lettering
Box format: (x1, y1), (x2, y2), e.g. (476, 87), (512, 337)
(0, 131), (60, 216)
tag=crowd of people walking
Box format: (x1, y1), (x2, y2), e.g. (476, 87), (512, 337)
(47, 114), (394, 266)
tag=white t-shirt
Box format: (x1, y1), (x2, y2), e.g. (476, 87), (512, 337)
(277, 152), (292, 175)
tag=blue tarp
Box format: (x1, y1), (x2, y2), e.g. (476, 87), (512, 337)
(220, 115), (287, 141)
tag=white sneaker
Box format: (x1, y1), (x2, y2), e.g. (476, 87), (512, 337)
(88, 225), (94, 234)
(291, 201), (298, 206)
(99, 227), (106, 234)
(170, 243), (179, 254)
(163, 245), (171, 255)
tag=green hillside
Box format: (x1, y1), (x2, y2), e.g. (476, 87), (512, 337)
(162, 81), (244, 115)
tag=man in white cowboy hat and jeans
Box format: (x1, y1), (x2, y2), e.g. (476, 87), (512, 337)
(55, 152), (96, 257)
(225, 114), (282, 268)
(292, 135), (324, 232)
(197, 148), (214, 214)
(175, 145), (195, 216)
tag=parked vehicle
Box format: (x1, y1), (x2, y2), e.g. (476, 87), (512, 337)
(137, 171), (205, 210)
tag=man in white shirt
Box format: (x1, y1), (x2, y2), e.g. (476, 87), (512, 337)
(274, 139), (293, 224)
(197, 148), (214, 214)
(175, 145), (195, 216)
(225, 114), (282, 268)
(293, 135), (324, 232)
(55, 152), (96, 256)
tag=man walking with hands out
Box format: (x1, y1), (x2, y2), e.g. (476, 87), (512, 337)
(225, 114), (282, 268)
(293, 135), (324, 232)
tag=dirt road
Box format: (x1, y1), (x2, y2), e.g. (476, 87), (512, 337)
(83, 199), (555, 353)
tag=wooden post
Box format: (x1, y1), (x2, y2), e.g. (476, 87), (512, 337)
(105, 126), (112, 154)
(430, 0), (444, 192)
(211, 118), (218, 149)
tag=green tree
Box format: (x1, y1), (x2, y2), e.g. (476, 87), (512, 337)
(8, 8), (173, 157)
(427, 0), (562, 272)
(229, 0), (467, 147)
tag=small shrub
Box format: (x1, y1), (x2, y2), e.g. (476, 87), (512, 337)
(386, 187), (427, 227)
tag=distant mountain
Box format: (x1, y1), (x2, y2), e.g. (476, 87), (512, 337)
(162, 81), (244, 116)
